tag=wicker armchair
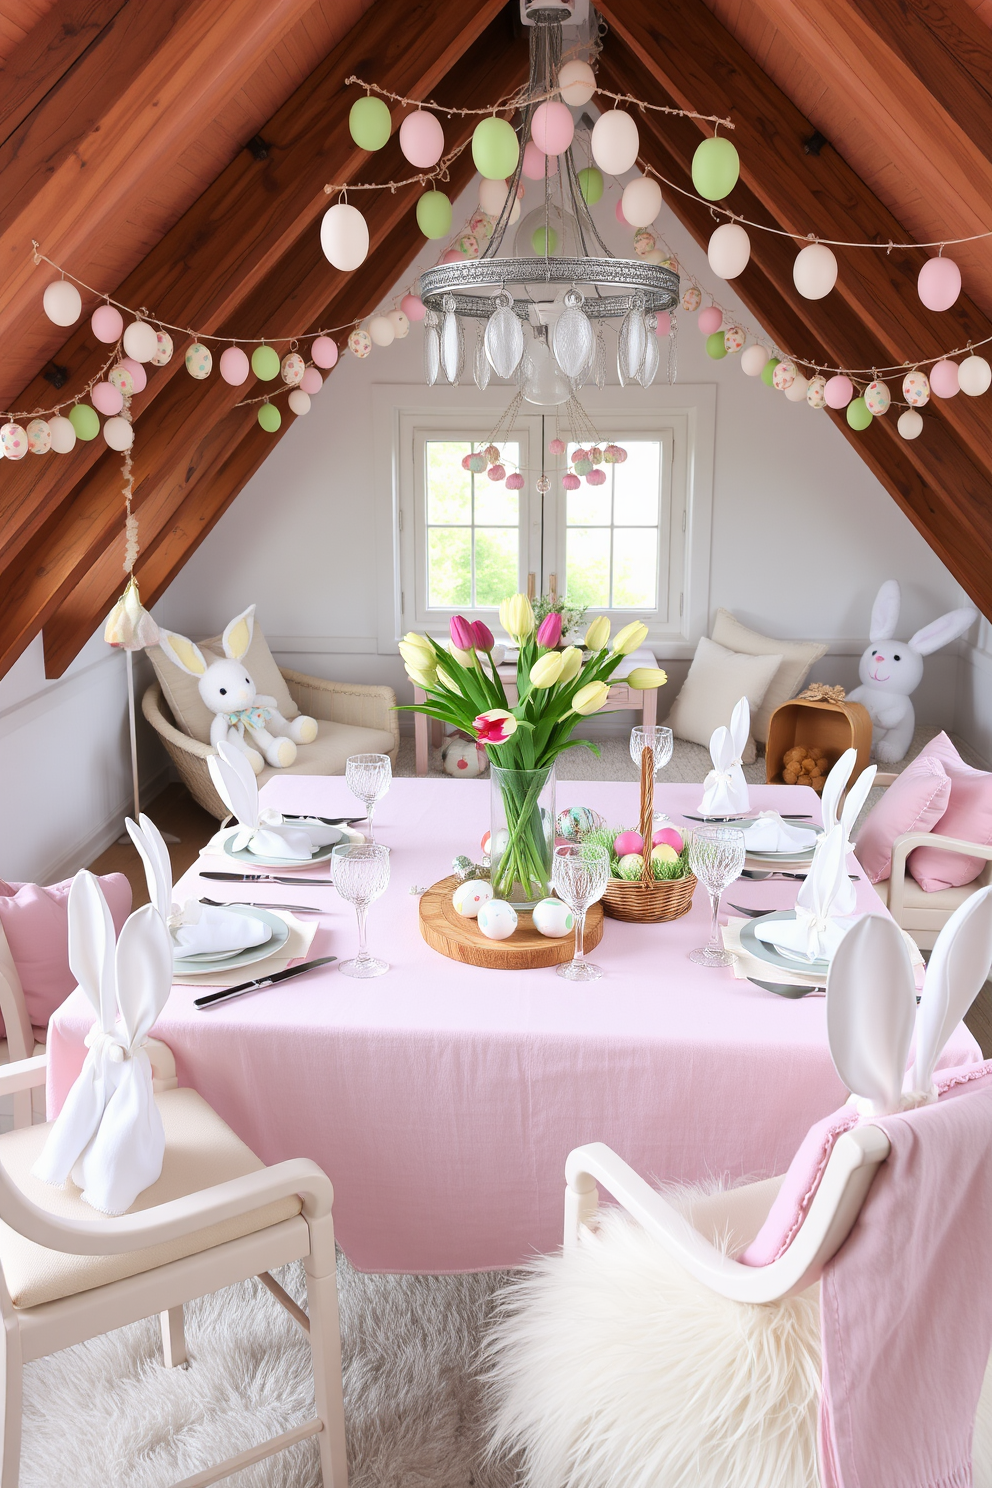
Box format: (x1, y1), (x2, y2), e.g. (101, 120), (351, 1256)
(143, 668), (399, 819)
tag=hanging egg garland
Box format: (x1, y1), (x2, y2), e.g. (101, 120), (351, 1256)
(185, 342), (212, 379)
(320, 202), (369, 271)
(591, 110), (639, 175)
(122, 319), (158, 362)
(348, 327), (372, 359)
(311, 334), (340, 367)
(281, 351), (306, 385)
(121, 356), (147, 391)
(369, 314), (395, 346)
(806, 375), (827, 409)
(793, 243), (838, 300)
(26, 417), (51, 453)
(622, 175), (662, 227)
(918, 256), (961, 313)
(785, 372), (809, 402)
(772, 358), (797, 390)
(108, 364), (136, 396)
(705, 331), (728, 360)
(300, 366), (323, 394)
(930, 359), (960, 398)
(103, 415), (133, 451)
(577, 166), (604, 205)
(959, 354), (992, 396)
(846, 396), (872, 431)
(416, 189), (452, 239)
(724, 325), (745, 353)
(760, 356), (780, 387)
(399, 109), (444, 168)
(682, 286), (702, 312)
(68, 403), (100, 440)
(49, 415), (77, 452)
(91, 380), (123, 415)
(824, 374), (854, 409)
(740, 343), (768, 377)
(707, 222), (750, 279)
(288, 388), (311, 416)
(558, 59), (597, 106)
(898, 409), (924, 440)
(531, 99), (574, 156)
(387, 308), (410, 339)
(698, 306), (722, 335)
(472, 116), (519, 180)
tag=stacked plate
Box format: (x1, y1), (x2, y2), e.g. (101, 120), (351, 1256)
(172, 904), (289, 977)
(222, 826), (342, 870)
(740, 910), (830, 978)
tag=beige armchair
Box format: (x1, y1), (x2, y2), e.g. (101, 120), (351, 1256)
(144, 667), (399, 819)
(864, 772), (992, 950)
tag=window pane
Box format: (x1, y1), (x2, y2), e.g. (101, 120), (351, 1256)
(613, 441), (660, 525)
(426, 442), (471, 525)
(566, 479), (611, 526)
(475, 442), (520, 524)
(428, 528), (472, 607)
(612, 527), (657, 609)
(566, 528), (610, 608)
(475, 528), (518, 606)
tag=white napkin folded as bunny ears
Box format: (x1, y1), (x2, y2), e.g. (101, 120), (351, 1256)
(820, 748), (878, 854)
(741, 812), (818, 854)
(127, 813), (269, 958)
(33, 872), (174, 1214)
(208, 741), (314, 860)
(699, 697), (750, 816)
(755, 822), (859, 962)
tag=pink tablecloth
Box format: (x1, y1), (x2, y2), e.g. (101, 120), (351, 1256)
(47, 777), (980, 1273)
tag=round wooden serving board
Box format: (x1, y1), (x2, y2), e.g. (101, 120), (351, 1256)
(419, 876), (604, 970)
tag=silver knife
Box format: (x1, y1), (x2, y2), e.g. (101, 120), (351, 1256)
(199, 897), (324, 915)
(200, 872), (333, 885)
(194, 955), (337, 1008)
(682, 813), (813, 823)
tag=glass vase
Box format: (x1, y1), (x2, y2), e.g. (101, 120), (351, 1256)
(489, 763), (556, 909)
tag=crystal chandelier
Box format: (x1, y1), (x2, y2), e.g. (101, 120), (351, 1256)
(417, 6), (679, 404)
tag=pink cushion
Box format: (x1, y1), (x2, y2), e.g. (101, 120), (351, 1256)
(906, 733), (992, 891)
(0, 875), (132, 1037)
(856, 754), (951, 884)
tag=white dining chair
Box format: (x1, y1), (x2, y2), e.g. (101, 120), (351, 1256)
(0, 924), (46, 1130)
(0, 1038), (347, 1488)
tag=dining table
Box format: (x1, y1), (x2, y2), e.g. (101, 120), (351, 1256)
(47, 775), (981, 1274)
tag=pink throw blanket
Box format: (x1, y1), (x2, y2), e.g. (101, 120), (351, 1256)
(820, 1087), (992, 1487)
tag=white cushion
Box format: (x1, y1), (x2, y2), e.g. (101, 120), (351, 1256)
(710, 610), (827, 744)
(147, 626), (298, 745)
(253, 718), (395, 788)
(869, 873), (984, 932)
(0, 1088), (302, 1309)
(664, 637), (782, 763)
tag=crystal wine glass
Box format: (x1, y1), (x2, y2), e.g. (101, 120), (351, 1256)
(345, 753), (391, 843)
(552, 842), (609, 982)
(630, 725), (674, 826)
(688, 825), (746, 967)
(332, 842), (390, 979)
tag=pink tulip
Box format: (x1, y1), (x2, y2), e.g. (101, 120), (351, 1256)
(449, 614), (475, 651)
(471, 620), (494, 651)
(473, 709), (517, 744)
(536, 611), (562, 649)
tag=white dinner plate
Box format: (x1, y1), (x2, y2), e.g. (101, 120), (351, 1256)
(172, 906), (289, 976)
(222, 830), (341, 869)
(739, 911), (830, 977)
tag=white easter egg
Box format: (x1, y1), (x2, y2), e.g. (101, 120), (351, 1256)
(477, 899), (518, 941)
(785, 372), (810, 402)
(185, 342), (212, 379)
(959, 354), (992, 396)
(741, 343), (769, 377)
(531, 897), (575, 938)
(48, 414), (77, 452)
(288, 389), (311, 416)
(123, 319), (159, 363)
(452, 879), (494, 918)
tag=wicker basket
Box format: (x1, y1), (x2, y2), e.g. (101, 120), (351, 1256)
(601, 742), (697, 924)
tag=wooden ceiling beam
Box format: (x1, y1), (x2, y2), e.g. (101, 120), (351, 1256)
(0, 0), (127, 143)
(0, 0), (510, 564)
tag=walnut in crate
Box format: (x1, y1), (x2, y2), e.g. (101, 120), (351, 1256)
(782, 742), (831, 789)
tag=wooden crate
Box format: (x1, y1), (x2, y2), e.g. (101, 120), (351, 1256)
(765, 698), (872, 791)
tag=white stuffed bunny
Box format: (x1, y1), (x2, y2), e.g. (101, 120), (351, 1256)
(699, 696), (750, 815)
(157, 605), (317, 773)
(33, 871), (174, 1214)
(846, 580), (976, 764)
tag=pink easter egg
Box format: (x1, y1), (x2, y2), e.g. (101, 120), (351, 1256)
(120, 357), (147, 393)
(522, 140), (557, 180)
(548, 437), (565, 455)
(562, 473), (580, 490)
(108, 364), (135, 396)
(614, 830), (644, 857)
(653, 826), (684, 854)
(91, 380), (123, 415)
(929, 359), (960, 398)
(615, 197), (629, 226)
(401, 294), (425, 324)
(461, 453), (474, 470)
(440, 248), (462, 264)
(698, 306), (722, 335)
(488, 463), (506, 481)
(505, 472), (524, 489)
(824, 374), (854, 409)
(587, 468), (606, 485)
(219, 346), (250, 385)
(300, 367), (323, 395)
(572, 448), (590, 463)
(532, 99), (574, 155)
(655, 311), (671, 337)
(918, 256), (961, 313)
(91, 304), (124, 343)
(399, 109), (445, 169)
(311, 335), (339, 369)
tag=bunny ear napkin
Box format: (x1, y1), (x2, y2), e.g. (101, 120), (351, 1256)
(755, 823), (858, 962)
(34, 873), (175, 1214)
(699, 697), (751, 816)
(207, 742), (315, 860)
(908, 885), (992, 1101)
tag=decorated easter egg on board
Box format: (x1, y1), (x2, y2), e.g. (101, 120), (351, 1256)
(151, 331), (174, 366)
(654, 826), (684, 854)
(614, 830), (643, 858)
(532, 897), (575, 938)
(281, 352), (306, 385)
(864, 379), (891, 416)
(108, 364), (136, 396)
(0, 423), (27, 459)
(26, 418), (51, 454)
(806, 374), (827, 409)
(682, 286), (702, 312)
(348, 328), (372, 359)
(185, 342), (212, 379)
(452, 879), (494, 918)
(477, 899), (518, 940)
(902, 369), (930, 407)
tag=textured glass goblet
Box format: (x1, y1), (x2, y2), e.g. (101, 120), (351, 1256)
(630, 725), (674, 825)
(552, 842), (609, 982)
(345, 753), (391, 843)
(332, 842), (390, 979)
(687, 826), (746, 967)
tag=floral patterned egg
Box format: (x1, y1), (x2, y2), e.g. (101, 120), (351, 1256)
(723, 325), (745, 354)
(108, 364), (136, 395)
(348, 328), (372, 358)
(532, 897), (575, 938)
(452, 879), (494, 918)
(589, 446), (603, 464)
(633, 229), (656, 258)
(0, 422), (27, 459)
(477, 899), (518, 941)
(660, 256), (678, 273)
(772, 358), (797, 391)
(456, 233), (479, 259)
(281, 352), (305, 386)
(682, 285), (702, 312)
(185, 342), (212, 379)
(469, 210), (492, 241)
(903, 369), (930, 407)
(26, 418), (51, 453)
(864, 379), (891, 416)
(806, 374), (827, 409)
(151, 331), (173, 366)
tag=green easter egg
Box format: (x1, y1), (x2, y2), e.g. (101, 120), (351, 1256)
(349, 95), (391, 151)
(69, 403), (100, 441)
(691, 135), (741, 200)
(416, 189), (452, 239)
(251, 345), (280, 381)
(706, 331), (728, 360)
(578, 166), (604, 205)
(531, 225), (559, 256)
(761, 356), (781, 387)
(472, 117), (519, 180)
(257, 403), (282, 433)
(846, 395), (872, 431)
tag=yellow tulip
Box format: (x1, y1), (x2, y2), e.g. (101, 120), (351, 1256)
(612, 620), (649, 655)
(584, 615), (610, 650)
(625, 666), (668, 690)
(499, 592), (535, 644)
(436, 667), (459, 691)
(558, 645), (583, 683)
(530, 650), (565, 688)
(448, 641), (478, 669)
(406, 665), (436, 691)
(571, 680), (610, 715)
(402, 631), (434, 659)
(400, 639), (435, 671)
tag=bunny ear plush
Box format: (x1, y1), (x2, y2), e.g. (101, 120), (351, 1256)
(67, 870), (117, 1032)
(821, 749), (857, 834)
(222, 605), (256, 662)
(909, 886), (992, 1098)
(869, 580), (901, 643)
(827, 913), (917, 1115)
(909, 607), (977, 657)
(124, 815), (173, 922)
(157, 627), (208, 678)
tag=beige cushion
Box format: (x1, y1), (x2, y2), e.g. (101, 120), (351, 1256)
(663, 636), (782, 764)
(710, 609), (828, 744)
(869, 873), (983, 932)
(147, 626), (299, 745)
(252, 718), (396, 790)
(0, 1088), (302, 1309)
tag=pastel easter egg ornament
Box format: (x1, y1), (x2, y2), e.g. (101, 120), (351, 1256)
(772, 358), (797, 391)
(824, 373), (854, 409)
(532, 99), (574, 156)
(760, 357), (780, 387)
(846, 396), (872, 431)
(185, 342), (212, 379)
(902, 369), (930, 407)
(48, 414), (76, 453)
(793, 243), (838, 300)
(288, 389), (311, 416)
(416, 189), (452, 239)
(532, 897), (575, 938)
(281, 351), (306, 385)
(368, 315), (395, 347)
(691, 135), (740, 199)
(930, 359), (960, 398)
(220, 346), (250, 385)
(741, 343), (769, 377)
(558, 59), (597, 106)
(300, 367), (324, 395)
(399, 109), (444, 169)
(698, 306), (722, 336)
(43, 279), (81, 326)
(958, 354), (992, 396)
(91, 380), (123, 416)
(151, 330), (174, 367)
(864, 379), (891, 416)
(724, 325), (745, 354)
(591, 110), (639, 175)
(706, 331), (728, 360)
(898, 409), (923, 440)
(122, 319), (158, 363)
(452, 879), (494, 918)
(320, 202), (370, 271)
(91, 303), (123, 343)
(577, 166), (603, 206)
(682, 285), (702, 313)
(0, 423), (27, 459)
(102, 415), (133, 451)
(311, 335), (339, 367)
(785, 372), (810, 403)
(26, 417), (51, 454)
(257, 402), (281, 433)
(251, 344), (280, 381)
(68, 403), (99, 441)
(477, 899), (518, 941)
(349, 94), (391, 151)
(387, 309), (410, 340)
(120, 356), (147, 392)
(918, 255), (961, 313)
(472, 117), (519, 180)
(479, 177), (510, 216)
(348, 328), (372, 359)
(707, 222), (750, 279)
(622, 175), (662, 227)
(806, 374), (827, 409)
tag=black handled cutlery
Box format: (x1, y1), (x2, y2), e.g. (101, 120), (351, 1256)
(194, 955), (338, 1007)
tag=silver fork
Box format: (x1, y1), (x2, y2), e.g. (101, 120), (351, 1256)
(741, 869), (861, 882)
(199, 897), (324, 915)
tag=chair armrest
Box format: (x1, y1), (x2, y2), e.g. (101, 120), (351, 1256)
(281, 669), (399, 753)
(0, 1055), (47, 1096)
(874, 772), (899, 788)
(888, 831), (992, 924)
(141, 684), (214, 760)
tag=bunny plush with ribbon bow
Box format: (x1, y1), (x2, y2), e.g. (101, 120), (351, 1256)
(208, 740), (340, 860)
(699, 697), (750, 816)
(33, 871), (174, 1214)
